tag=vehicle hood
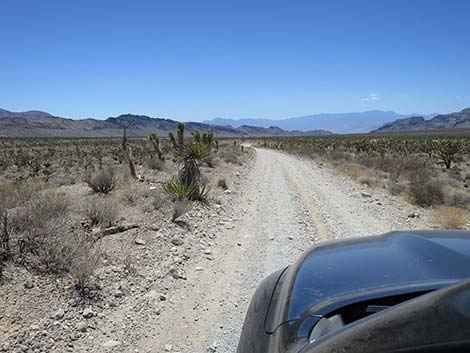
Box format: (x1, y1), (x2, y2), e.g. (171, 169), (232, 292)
(287, 230), (470, 321)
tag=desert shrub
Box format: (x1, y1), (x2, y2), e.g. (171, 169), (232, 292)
(29, 189), (70, 220)
(218, 148), (242, 165)
(408, 171), (445, 207)
(171, 200), (192, 222)
(8, 189), (70, 236)
(32, 231), (78, 273)
(152, 190), (168, 210)
(69, 240), (101, 292)
(145, 157), (164, 170)
(388, 181), (405, 196)
(116, 181), (150, 204)
(445, 192), (470, 207)
(431, 206), (468, 229)
(347, 166), (364, 181)
(217, 176), (228, 189)
(85, 168), (116, 194)
(84, 196), (118, 227)
(0, 180), (48, 210)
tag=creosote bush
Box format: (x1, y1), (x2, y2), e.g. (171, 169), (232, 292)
(408, 171), (445, 207)
(85, 168), (117, 194)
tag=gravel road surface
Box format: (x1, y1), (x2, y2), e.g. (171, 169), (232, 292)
(137, 148), (430, 353)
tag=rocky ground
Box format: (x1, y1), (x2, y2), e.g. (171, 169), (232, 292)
(1, 148), (449, 353)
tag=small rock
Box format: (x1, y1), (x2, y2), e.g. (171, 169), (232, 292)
(77, 322), (88, 332)
(164, 344), (173, 351)
(82, 308), (95, 319)
(203, 249), (212, 255)
(24, 280), (34, 289)
(159, 294), (167, 301)
(236, 242), (242, 246)
(171, 237), (184, 246)
(102, 340), (121, 348)
(114, 290), (124, 298)
(408, 212), (420, 218)
(51, 308), (65, 320)
(224, 189), (232, 194)
(361, 192), (372, 198)
(207, 342), (217, 353)
(135, 239), (146, 246)
(195, 266), (204, 272)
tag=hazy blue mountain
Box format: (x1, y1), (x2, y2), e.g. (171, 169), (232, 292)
(0, 109), (331, 137)
(204, 110), (437, 134)
(373, 108), (470, 133)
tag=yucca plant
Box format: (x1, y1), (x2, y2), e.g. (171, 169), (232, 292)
(162, 180), (196, 200)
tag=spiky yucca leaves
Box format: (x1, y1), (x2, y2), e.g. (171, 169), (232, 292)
(162, 180), (196, 200)
(177, 143), (211, 200)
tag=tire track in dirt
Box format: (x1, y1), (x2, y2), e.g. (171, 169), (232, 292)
(133, 148), (431, 353)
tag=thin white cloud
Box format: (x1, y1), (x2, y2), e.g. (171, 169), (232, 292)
(361, 93), (381, 102)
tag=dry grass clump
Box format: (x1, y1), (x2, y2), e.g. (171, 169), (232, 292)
(347, 166), (364, 181)
(116, 181), (150, 205)
(217, 176), (228, 189)
(218, 147), (243, 165)
(69, 240), (101, 292)
(1, 185), (101, 290)
(171, 200), (192, 222)
(85, 168), (116, 194)
(431, 206), (468, 229)
(84, 196), (118, 227)
(0, 180), (48, 209)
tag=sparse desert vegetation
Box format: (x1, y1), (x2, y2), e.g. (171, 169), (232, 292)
(0, 126), (253, 352)
(255, 134), (470, 229)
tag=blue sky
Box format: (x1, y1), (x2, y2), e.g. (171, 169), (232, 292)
(1, 0), (470, 121)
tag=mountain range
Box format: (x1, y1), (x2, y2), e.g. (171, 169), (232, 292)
(0, 109), (331, 137)
(373, 108), (470, 133)
(204, 111), (438, 134)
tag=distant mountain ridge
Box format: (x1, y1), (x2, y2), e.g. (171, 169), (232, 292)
(373, 108), (470, 133)
(0, 109), (331, 137)
(204, 110), (438, 134)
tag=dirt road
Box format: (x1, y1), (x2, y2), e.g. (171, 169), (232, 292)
(133, 148), (430, 353)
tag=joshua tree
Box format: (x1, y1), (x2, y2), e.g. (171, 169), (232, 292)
(122, 119), (137, 179)
(435, 140), (463, 169)
(192, 130), (201, 144)
(177, 122), (185, 148)
(148, 133), (164, 161)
